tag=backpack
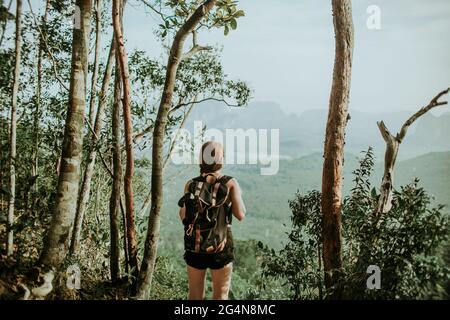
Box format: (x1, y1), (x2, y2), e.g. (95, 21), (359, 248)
(178, 174), (233, 254)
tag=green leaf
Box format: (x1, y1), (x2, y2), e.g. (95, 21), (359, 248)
(371, 187), (378, 198)
(230, 18), (237, 30)
(224, 25), (229, 36)
(235, 10), (245, 18)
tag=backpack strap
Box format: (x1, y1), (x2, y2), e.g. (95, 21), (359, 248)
(218, 175), (233, 184)
(211, 182), (221, 206)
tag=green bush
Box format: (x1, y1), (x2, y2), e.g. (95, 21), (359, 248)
(262, 148), (450, 299)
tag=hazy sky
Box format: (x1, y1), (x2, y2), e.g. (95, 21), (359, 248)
(122, 0), (450, 115)
(19, 1), (450, 115)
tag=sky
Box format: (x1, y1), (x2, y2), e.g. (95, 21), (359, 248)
(122, 0), (450, 115)
(20, 0), (450, 116)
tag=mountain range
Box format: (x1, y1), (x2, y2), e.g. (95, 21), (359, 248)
(184, 101), (450, 160)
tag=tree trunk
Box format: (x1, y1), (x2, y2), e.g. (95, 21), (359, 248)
(109, 58), (123, 284)
(6, 0), (22, 256)
(32, 0), (49, 191)
(112, 0), (139, 287)
(321, 0), (353, 299)
(69, 38), (115, 255)
(135, 0), (218, 300)
(88, 0), (102, 128)
(39, 0), (92, 268)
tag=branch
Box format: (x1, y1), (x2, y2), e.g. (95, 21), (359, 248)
(85, 119), (114, 178)
(376, 121), (394, 143)
(397, 87), (449, 142)
(373, 87), (450, 221)
(181, 30), (212, 60)
(133, 123), (153, 143)
(138, 95), (197, 217)
(140, 0), (168, 22)
(163, 94), (197, 168)
(169, 97), (240, 114)
(27, 0), (69, 91)
(181, 44), (212, 60)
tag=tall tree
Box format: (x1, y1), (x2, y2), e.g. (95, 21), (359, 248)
(88, 0), (102, 128)
(135, 0), (219, 300)
(321, 0), (354, 298)
(109, 61), (123, 283)
(32, 0), (50, 192)
(112, 0), (139, 285)
(69, 39), (115, 255)
(39, 0), (92, 267)
(6, 0), (22, 256)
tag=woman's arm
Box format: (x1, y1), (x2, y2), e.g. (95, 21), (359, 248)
(228, 178), (246, 221)
(179, 182), (190, 222)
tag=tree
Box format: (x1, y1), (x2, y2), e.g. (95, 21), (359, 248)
(321, 0), (354, 298)
(109, 58), (122, 283)
(32, 0), (49, 190)
(69, 39), (115, 255)
(39, 0), (92, 268)
(6, 0), (22, 256)
(373, 88), (449, 224)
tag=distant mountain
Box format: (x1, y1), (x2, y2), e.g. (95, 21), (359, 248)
(185, 101), (450, 160)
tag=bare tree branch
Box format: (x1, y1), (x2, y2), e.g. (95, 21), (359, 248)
(374, 87), (449, 221)
(397, 87), (450, 142)
(169, 97), (239, 114)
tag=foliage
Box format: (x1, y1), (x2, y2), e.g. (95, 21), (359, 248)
(261, 148), (450, 299)
(145, 0), (245, 38)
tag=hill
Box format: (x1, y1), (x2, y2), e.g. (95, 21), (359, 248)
(151, 151), (450, 254)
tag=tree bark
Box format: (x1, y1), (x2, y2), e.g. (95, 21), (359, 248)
(135, 0), (218, 300)
(109, 58), (123, 284)
(69, 38), (115, 255)
(39, 0), (92, 268)
(374, 88), (449, 226)
(6, 0), (22, 256)
(32, 0), (49, 191)
(88, 0), (102, 128)
(321, 0), (354, 299)
(112, 0), (139, 287)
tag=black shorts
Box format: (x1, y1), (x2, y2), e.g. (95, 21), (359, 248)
(184, 228), (235, 270)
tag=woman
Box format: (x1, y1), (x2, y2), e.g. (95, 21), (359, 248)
(178, 141), (246, 300)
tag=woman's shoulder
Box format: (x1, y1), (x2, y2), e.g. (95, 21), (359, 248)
(222, 175), (238, 188)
